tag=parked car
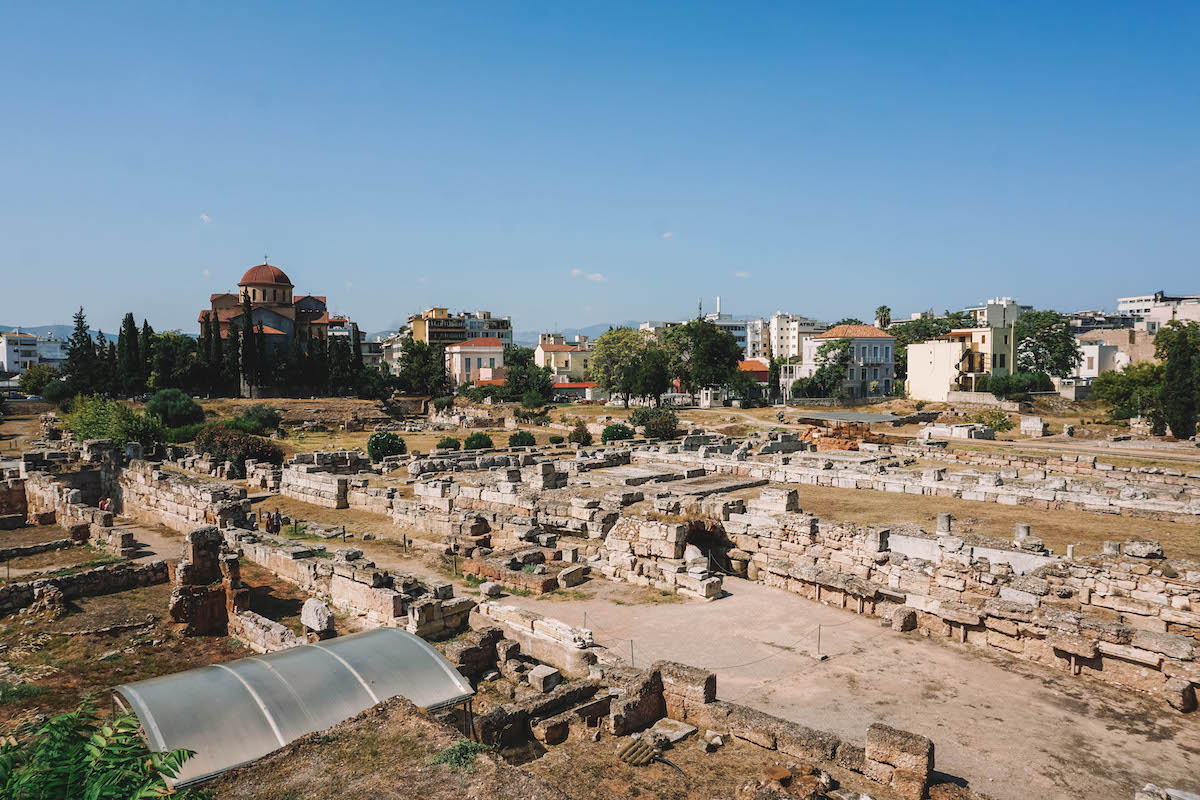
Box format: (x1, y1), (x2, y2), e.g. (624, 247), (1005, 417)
(24, 395), (43, 402)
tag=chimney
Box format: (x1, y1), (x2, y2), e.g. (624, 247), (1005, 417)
(716, 296), (722, 315)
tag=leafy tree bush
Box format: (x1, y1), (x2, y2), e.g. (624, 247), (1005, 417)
(463, 432), (494, 450)
(985, 371), (1052, 399)
(17, 363), (57, 396)
(436, 436), (461, 450)
(239, 403), (281, 432)
(41, 379), (72, 410)
(914, 400), (927, 411)
(367, 431), (407, 461)
(602, 423), (634, 443)
(1014, 310), (1082, 377)
(1092, 362), (1164, 420)
(194, 424), (283, 477)
(433, 396), (455, 413)
(508, 430), (536, 447)
(548, 435), (564, 444)
(971, 410), (1014, 433)
(0, 704), (207, 799)
(430, 738), (490, 771)
(628, 408), (654, 428)
(67, 395), (164, 450)
(1160, 329), (1197, 439)
(641, 409), (679, 439)
(521, 390), (546, 409)
(567, 421), (593, 446)
(165, 422), (207, 444)
(146, 388), (205, 427)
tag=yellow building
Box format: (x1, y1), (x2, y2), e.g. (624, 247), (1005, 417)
(906, 327), (1016, 402)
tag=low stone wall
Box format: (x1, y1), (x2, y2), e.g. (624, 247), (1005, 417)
(117, 460), (249, 532)
(228, 610), (306, 653)
(0, 478), (27, 518)
(634, 448), (1200, 522)
(0, 560), (168, 618)
(280, 464), (348, 508)
(470, 602), (599, 678)
(0, 538), (75, 562)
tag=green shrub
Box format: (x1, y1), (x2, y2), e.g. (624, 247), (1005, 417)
(0, 681), (46, 705)
(986, 371), (1053, 399)
(628, 408), (653, 428)
(367, 431), (407, 461)
(508, 430), (536, 447)
(430, 738), (490, 771)
(67, 394), (164, 450)
(463, 432), (494, 450)
(42, 379), (72, 410)
(433, 397), (455, 413)
(642, 410), (679, 439)
(971, 410), (1015, 432)
(0, 703), (205, 798)
(437, 436), (461, 450)
(239, 403), (281, 432)
(548, 435), (564, 444)
(194, 424), (283, 477)
(601, 423), (634, 443)
(567, 421), (593, 446)
(521, 390), (545, 409)
(164, 422), (207, 444)
(914, 400), (927, 412)
(146, 388), (204, 427)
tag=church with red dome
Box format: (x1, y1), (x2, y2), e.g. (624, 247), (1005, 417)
(198, 262), (348, 342)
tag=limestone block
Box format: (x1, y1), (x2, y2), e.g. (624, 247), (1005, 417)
(529, 664), (563, 693)
(300, 598), (334, 633)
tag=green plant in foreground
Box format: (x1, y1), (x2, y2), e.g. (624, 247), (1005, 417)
(0, 705), (209, 799)
(0, 683), (46, 706)
(430, 739), (490, 771)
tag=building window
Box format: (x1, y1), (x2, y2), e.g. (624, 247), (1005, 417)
(885, 346), (891, 360)
(849, 368), (856, 380)
(860, 346), (867, 360)
(477, 358), (482, 369)
(489, 357), (495, 368)
(996, 353), (1006, 369)
(1087, 356), (1094, 370)
(872, 346), (879, 359)
(464, 358), (471, 372)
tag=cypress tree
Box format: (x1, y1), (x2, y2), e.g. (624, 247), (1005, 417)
(139, 320), (155, 386)
(239, 292), (257, 390)
(65, 307), (97, 394)
(1160, 333), (1197, 439)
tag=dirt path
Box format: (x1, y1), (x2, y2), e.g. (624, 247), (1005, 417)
(498, 575), (1199, 800)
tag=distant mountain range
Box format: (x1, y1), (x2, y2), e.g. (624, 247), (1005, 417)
(512, 320), (641, 347)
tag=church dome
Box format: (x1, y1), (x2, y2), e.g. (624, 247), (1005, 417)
(239, 263), (293, 287)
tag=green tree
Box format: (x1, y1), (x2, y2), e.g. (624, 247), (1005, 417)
(589, 328), (648, 407)
(149, 332), (198, 391)
(395, 339), (448, 397)
(832, 317), (864, 327)
(874, 306), (891, 329)
(631, 343), (673, 406)
(601, 423), (634, 443)
(146, 388), (205, 427)
(567, 421), (593, 446)
(662, 319), (741, 397)
(1159, 329), (1197, 439)
(1013, 310), (1081, 378)
(1092, 362), (1164, 419)
(367, 431), (407, 461)
(239, 292), (257, 390)
(809, 339), (853, 398)
(17, 363), (57, 396)
(63, 307), (97, 394)
(115, 311), (143, 395)
(463, 432), (494, 450)
(139, 319), (155, 383)
(508, 430), (536, 447)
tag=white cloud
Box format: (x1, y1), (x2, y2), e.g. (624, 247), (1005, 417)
(202, 268), (211, 278)
(570, 268), (583, 278)
(733, 270), (751, 279)
(199, 213), (212, 224)
(661, 232), (673, 239)
(586, 272), (606, 282)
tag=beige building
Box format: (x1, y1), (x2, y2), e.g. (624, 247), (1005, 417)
(906, 327), (1016, 402)
(797, 324), (896, 399)
(405, 307), (512, 348)
(445, 337), (506, 388)
(534, 333), (594, 382)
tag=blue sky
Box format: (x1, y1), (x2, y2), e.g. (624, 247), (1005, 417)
(1, 2), (1197, 336)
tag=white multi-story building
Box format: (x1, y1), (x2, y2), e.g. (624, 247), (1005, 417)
(962, 297), (1030, 329)
(445, 337), (506, 388)
(796, 324), (896, 399)
(766, 313), (828, 359)
(0, 330), (67, 374)
(1119, 292), (1200, 334)
(1117, 294), (1158, 317)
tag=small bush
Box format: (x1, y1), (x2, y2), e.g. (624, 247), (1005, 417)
(194, 424), (283, 477)
(508, 430), (536, 447)
(914, 400), (927, 412)
(0, 682), (46, 705)
(68, 394), (164, 450)
(431, 739), (490, 771)
(628, 408), (653, 428)
(437, 436), (461, 450)
(567, 421), (593, 446)
(433, 396), (455, 413)
(146, 388), (205, 427)
(164, 422), (207, 443)
(239, 403), (281, 432)
(464, 432), (494, 450)
(602, 423), (634, 443)
(367, 431), (407, 461)
(548, 435), (564, 444)
(971, 410), (1015, 433)
(642, 410), (679, 440)
(43, 378), (72, 409)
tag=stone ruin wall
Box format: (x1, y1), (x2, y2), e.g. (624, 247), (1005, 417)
(0, 560), (168, 618)
(635, 448), (1200, 523)
(0, 478), (28, 525)
(117, 459), (250, 533)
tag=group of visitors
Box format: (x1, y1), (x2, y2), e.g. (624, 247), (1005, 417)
(263, 509), (283, 534)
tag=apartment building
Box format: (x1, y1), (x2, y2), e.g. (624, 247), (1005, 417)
(534, 333), (594, 382)
(906, 326), (1016, 402)
(797, 324), (896, 399)
(445, 337), (506, 387)
(405, 308), (513, 348)
(0, 330), (67, 373)
(766, 313), (828, 359)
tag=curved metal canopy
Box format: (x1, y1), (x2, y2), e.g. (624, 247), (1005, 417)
(114, 628), (473, 786)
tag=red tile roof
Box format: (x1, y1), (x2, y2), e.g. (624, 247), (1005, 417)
(815, 324), (893, 339)
(198, 308), (244, 323)
(209, 293), (238, 302)
(539, 343), (581, 352)
(473, 379), (507, 386)
(554, 382), (598, 389)
(239, 263), (293, 286)
(738, 360), (769, 372)
(452, 337), (504, 348)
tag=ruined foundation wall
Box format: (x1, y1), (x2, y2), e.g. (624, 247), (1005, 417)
(117, 460), (249, 533)
(228, 610), (306, 653)
(0, 560), (168, 618)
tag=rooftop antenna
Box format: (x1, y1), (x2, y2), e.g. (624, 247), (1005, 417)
(698, 296), (703, 319)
